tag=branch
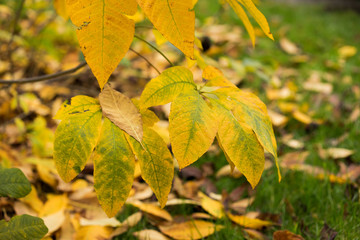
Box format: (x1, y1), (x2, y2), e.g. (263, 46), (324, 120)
(134, 35), (174, 66)
(129, 48), (161, 75)
(0, 62), (87, 84)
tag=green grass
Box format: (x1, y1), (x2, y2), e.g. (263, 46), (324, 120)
(191, 1), (360, 239)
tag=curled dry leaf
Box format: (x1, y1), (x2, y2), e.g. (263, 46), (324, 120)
(273, 230), (304, 240)
(133, 229), (170, 240)
(99, 84), (143, 142)
(227, 212), (274, 229)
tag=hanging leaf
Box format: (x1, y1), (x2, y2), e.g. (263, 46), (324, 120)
(225, 0), (256, 46)
(93, 118), (135, 217)
(137, 0), (195, 59)
(169, 90), (217, 169)
(211, 100), (265, 188)
(237, 0), (274, 40)
(53, 0), (68, 20)
(0, 215), (48, 240)
(99, 84), (143, 142)
(132, 98), (159, 127)
(128, 128), (174, 208)
(54, 102), (102, 182)
(0, 168), (31, 198)
(140, 66), (196, 109)
(65, 0), (137, 89)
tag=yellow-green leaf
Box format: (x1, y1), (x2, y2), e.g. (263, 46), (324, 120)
(225, 0), (256, 46)
(54, 96), (100, 120)
(211, 100), (265, 188)
(237, 0), (274, 40)
(198, 192), (225, 219)
(54, 108), (102, 182)
(169, 90), (217, 169)
(140, 66), (196, 109)
(213, 87), (280, 181)
(128, 128), (174, 208)
(93, 118), (135, 217)
(137, 0), (195, 59)
(66, 0), (136, 89)
(99, 84), (143, 142)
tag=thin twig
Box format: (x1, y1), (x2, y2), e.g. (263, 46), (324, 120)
(134, 34), (174, 66)
(129, 48), (161, 75)
(0, 62), (87, 84)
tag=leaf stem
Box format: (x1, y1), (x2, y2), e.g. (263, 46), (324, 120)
(134, 34), (174, 67)
(129, 48), (161, 75)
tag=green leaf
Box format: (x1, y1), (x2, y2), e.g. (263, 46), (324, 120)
(140, 66), (196, 109)
(0, 215), (48, 240)
(93, 118), (135, 217)
(128, 128), (174, 208)
(169, 90), (217, 169)
(54, 96), (101, 120)
(0, 168), (31, 198)
(212, 87), (280, 181)
(54, 106), (102, 182)
(211, 100), (265, 188)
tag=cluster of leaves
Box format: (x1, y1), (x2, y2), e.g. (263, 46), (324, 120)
(54, 65), (280, 217)
(0, 168), (48, 239)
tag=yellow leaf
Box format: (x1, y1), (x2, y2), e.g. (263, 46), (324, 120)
(237, 0), (274, 40)
(213, 87), (280, 181)
(169, 90), (217, 169)
(140, 66), (196, 109)
(338, 45), (357, 59)
(212, 100), (265, 188)
(227, 212), (273, 229)
(99, 84), (143, 142)
(203, 65), (236, 88)
(137, 0), (195, 59)
(42, 210), (66, 235)
(54, 96), (100, 121)
(128, 201), (172, 221)
(54, 0), (68, 20)
(159, 220), (224, 240)
(54, 105), (102, 182)
(133, 229), (170, 240)
(75, 226), (112, 240)
(225, 0), (256, 46)
(128, 128), (174, 208)
(66, 0), (136, 88)
(20, 185), (43, 213)
(93, 118), (135, 217)
(39, 194), (68, 217)
(198, 192), (225, 219)
(132, 98), (160, 127)
(152, 29), (168, 46)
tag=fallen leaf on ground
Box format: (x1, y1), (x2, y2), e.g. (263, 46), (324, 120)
(128, 201), (172, 221)
(198, 192), (225, 218)
(159, 220), (224, 240)
(273, 230), (304, 240)
(133, 229), (170, 240)
(227, 212), (274, 229)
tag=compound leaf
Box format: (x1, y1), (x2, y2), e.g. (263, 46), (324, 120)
(99, 84), (143, 142)
(0, 168), (31, 198)
(54, 105), (102, 182)
(137, 0), (195, 59)
(93, 118), (135, 217)
(0, 215), (48, 240)
(169, 90), (217, 169)
(66, 0), (137, 89)
(140, 66), (196, 109)
(129, 128), (174, 208)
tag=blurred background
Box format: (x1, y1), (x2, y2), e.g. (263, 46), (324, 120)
(0, 0), (359, 239)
